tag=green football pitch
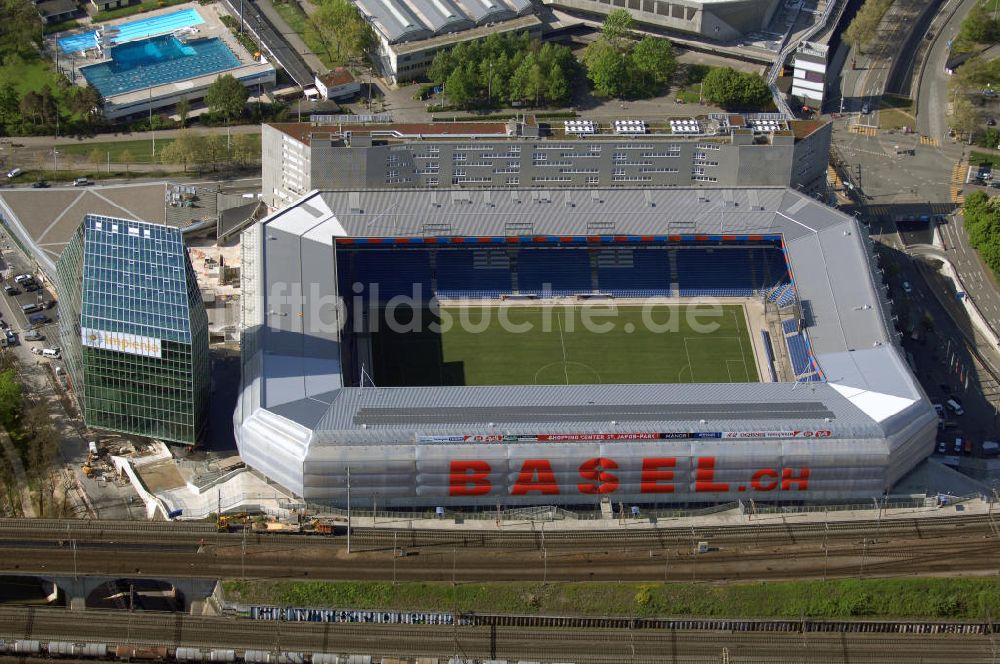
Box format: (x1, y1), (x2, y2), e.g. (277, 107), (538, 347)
(370, 304), (759, 387)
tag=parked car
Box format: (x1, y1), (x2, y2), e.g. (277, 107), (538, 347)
(5, 168), (22, 179)
(937, 440), (947, 454)
(861, 103), (871, 114)
(902, 281), (912, 294)
(5, 330), (16, 346)
(73, 177), (91, 187)
(13, 274), (32, 284)
(22, 283), (39, 292)
(23, 330), (43, 341)
(953, 437), (963, 453)
(31, 180), (48, 189)
(3, 285), (18, 296)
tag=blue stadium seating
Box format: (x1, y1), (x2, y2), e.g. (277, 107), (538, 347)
(782, 319), (799, 335)
(597, 249), (672, 296)
(776, 285), (797, 308)
(518, 249), (591, 295)
(676, 249), (754, 297)
(436, 250), (512, 298)
(341, 250), (433, 301)
(785, 332), (814, 377)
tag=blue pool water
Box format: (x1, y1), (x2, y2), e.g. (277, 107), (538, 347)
(80, 35), (240, 97)
(57, 7), (205, 54)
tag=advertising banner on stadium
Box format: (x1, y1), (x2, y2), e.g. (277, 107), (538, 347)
(416, 432), (726, 443)
(415, 431), (835, 443)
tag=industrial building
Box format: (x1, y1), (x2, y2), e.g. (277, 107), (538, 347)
(354, 0), (540, 82)
(56, 214), (210, 445)
(233, 186), (936, 507)
(538, 0), (783, 42)
(261, 116), (832, 209)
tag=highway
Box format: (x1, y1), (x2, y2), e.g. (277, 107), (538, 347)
(0, 514), (997, 583)
(0, 606), (996, 663)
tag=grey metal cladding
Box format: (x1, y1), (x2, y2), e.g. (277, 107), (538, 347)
(356, 0), (432, 42)
(408, 0), (475, 33)
(452, 0), (516, 23)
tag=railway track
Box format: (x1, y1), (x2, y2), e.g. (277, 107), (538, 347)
(0, 512), (996, 551)
(0, 524), (997, 583)
(0, 607), (996, 663)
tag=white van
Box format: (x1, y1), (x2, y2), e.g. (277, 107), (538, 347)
(945, 399), (964, 416)
(41, 347), (60, 358)
(6, 168), (22, 179)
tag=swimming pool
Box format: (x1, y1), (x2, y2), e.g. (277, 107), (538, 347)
(57, 7), (205, 54)
(80, 34), (240, 97)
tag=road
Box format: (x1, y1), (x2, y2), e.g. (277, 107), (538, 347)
(0, 513), (998, 584)
(829, 0), (1000, 466)
(0, 230), (143, 520)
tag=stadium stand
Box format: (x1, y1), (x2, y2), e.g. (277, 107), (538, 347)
(760, 329), (778, 382)
(676, 248), (756, 297)
(517, 248), (591, 295)
(436, 249), (512, 298)
(597, 248), (672, 296)
(341, 250), (433, 300)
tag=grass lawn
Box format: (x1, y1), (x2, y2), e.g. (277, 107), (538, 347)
(57, 138), (177, 164)
(56, 134), (261, 164)
(970, 151), (1000, 168)
(272, 0), (309, 36)
(92, 0), (189, 23)
(877, 95), (916, 130)
(371, 304), (757, 387)
(0, 55), (64, 98)
(674, 85), (702, 104)
(223, 578), (1000, 620)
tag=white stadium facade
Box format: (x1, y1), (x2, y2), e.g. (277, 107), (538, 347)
(234, 186), (937, 508)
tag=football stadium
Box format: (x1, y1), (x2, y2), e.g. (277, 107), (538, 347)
(234, 187), (937, 507)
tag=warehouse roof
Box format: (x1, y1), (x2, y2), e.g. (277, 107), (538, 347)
(245, 186), (927, 444)
(355, 0), (531, 43)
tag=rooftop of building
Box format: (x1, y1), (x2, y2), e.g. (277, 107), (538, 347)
(246, 186), (925, 439)
(317, 67), (356, 88)
(266, 115), (828, 146)
(354, 0), (532, 43)
(36, 0), (77, 18)
(0, 182), (215, 274)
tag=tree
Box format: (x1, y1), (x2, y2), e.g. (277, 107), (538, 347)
(0, 0), (43, 58)
(87, 148), (103, 166)
(0, 369), (21, 430)
(205, 74), (248, 123)
(176, 96), (190, 127)
(602, 8), (634, 48)
(232, 133), (258, 167)
(444, 64), (478, 108)
(546, 62), (570, 104)
(19, 91), (42, 125)
(305, 0), (375, 66)
(159, 131), (201, 171)
(629, 36), (676, 96)
(205, 134), (228, 170)
(950, 95), (979, 139)
(958, 1), (999, 47)
(0, 83), (18, 130)
(701, 67), (771, 109)
(120, 148), (133, 172)
(584, 41), (629, 98)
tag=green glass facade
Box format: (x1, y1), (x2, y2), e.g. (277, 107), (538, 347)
(56, 215), (209, 444)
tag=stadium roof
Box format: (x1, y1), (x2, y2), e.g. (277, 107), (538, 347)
(245, 187), (925, 443)
(355, 0), (531, 43)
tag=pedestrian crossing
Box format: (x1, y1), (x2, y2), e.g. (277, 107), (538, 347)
(865, 204), (891, 219)
(826, 164), (843, 190)
(850, 125), (878, 137)
(950, 160), (966, 205)
(920, 135), (940, 146)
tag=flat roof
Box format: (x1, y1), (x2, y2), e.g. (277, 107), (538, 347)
(249, 186), (927, 440)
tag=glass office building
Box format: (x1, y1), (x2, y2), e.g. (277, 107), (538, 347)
(56, 214), (209, 444)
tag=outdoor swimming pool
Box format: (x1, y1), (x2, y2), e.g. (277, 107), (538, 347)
(57, 7), (205, 54)
(80, 34), (240, 97)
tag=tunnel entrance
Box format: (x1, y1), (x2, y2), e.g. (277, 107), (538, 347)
(85, 579), (184, 611)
